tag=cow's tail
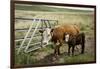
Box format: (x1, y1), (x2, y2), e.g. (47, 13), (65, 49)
(73, 24), (80, 34)
(81, 32), (85, 54)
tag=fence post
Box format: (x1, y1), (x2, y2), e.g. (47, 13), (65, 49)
(40, 20), (44, 47)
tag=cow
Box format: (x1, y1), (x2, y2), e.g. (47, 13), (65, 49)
(39, 24), (80, 57)
(65, 32), (85, 56)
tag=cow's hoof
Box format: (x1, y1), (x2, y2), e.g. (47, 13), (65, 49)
(52, 57), (56, 61)
(81, 52), (84, 54)
(56, 54), (59, 58)
(68, 53), (70, 56)
(71, 54), (75, 57)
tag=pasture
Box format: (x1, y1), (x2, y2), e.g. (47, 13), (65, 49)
(14, 4), (95, 66)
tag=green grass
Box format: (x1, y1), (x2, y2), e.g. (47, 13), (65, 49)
(15, 4), (93, 13)
(14, 4), (95, 66)
(15, 45), (53, 65)
(15, 44), (95, 65)
(63, 54), (95, 63)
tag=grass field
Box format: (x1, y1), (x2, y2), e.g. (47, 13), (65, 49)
(14, 4), (96, 66)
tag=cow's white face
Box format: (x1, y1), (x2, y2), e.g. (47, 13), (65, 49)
(39, 28), (52, 45)
(65, 33), (69, 42)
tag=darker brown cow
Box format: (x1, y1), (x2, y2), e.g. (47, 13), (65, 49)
(65, 32), (85, 56)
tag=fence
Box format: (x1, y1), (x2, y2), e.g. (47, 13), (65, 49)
(15, 18), (58, 54)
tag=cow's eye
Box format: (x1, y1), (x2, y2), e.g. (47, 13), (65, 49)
(48, 34), (50, 37)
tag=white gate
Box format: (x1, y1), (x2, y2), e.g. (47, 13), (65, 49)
(15, 18), (58, 54)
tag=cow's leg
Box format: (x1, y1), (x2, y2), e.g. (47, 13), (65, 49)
(58, 40), (63, 55)
(53, 45), (59, 61)
(54, 40), (62, 56)
(68, 45), (71, 56)
(54, 45), (60, 56)
(72, 45), (75, 56)
(53, 41), (58, 57)
(81, 43), (85, 54)
(57, 45), (61, 55)
(54, 45), (58, 56)
(54, 41), (59, 56)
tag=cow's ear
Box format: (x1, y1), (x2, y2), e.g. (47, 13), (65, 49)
(51, 28), (54, 32)
(39, 30), (44, 33)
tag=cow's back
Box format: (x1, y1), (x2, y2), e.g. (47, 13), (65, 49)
(51, 24), (80, 43)
(62, 24), (80, 35)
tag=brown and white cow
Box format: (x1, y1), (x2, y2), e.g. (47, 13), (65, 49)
(39, 24), (80, 56)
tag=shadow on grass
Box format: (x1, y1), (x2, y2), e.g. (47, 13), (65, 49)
(34, 51), (94, 65)
(34, 52), (71, 65)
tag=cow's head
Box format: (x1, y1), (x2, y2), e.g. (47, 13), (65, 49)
(39, 28), (53, 45)
(65, 32), (70, 42)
